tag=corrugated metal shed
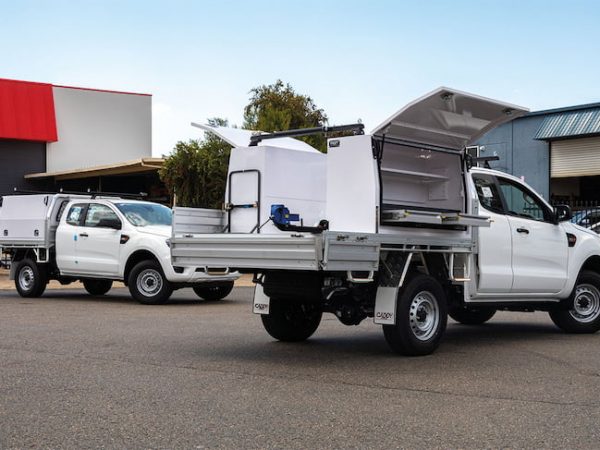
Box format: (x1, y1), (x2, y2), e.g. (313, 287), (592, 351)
(535, 108), (600, 140)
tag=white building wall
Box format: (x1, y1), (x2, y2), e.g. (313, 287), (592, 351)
(47, 86), (151, 172)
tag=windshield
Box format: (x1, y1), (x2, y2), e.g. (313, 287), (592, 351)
(571, 211), (587, 224)
(115, 202), (172, 227)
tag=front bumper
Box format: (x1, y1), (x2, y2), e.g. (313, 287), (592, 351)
(167, 266), (240, 284)
(159, 250), (239, 284)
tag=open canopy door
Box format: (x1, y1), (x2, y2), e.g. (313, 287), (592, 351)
(371, 87), (529, 151)
(192, 123), (320, 153)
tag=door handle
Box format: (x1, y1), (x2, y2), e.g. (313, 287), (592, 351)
(516, 227), (529, 234)
(79, 232), (89, 237)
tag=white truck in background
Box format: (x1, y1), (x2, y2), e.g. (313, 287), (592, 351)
(170, 87), (600, 356)
(0, 194), (238, 304)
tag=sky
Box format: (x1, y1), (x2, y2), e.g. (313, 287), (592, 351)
(2, 0), (600, 156)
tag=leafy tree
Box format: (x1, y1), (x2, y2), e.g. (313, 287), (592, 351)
(159, 118), (231, 208)
(243, 80), (329, 151)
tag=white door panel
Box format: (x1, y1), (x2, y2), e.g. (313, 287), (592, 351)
(477, 212), (513, 292)
(55, 203), (87, 273)
(55, 224), (79, 272)
(509, 218), (568, 293)
(75, 203), (122, 276)
(75, 227), (121, 276)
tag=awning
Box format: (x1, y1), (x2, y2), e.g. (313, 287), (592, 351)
(371, 87), (529, 151)
(25, 158), (164, 181)
(535, 108), (600, 140)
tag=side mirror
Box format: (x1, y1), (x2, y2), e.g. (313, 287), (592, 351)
(97, 218), (122, 230)
(554, 205), (572, 223)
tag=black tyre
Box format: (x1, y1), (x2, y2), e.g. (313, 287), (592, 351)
(383, 274), (448, 356)
(83, 279), (113, 296)
(549, 271), (600, 333)
(14, 258), (47, 298)
(261, 298), (322, 342)
(193, 281), (234, 301)
(449, 307), (496, 325)
(128, 260), (173, 305)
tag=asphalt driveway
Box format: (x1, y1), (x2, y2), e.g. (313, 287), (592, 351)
(1, 287), (599, 449)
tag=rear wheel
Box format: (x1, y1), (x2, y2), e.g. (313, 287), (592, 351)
(383, 274), (448, 356)
(549, 271), (600, 333)
(83, 279), (113, 296)
(261, 298), (322, 342)
(128, 260), (173, 305)
(449, 307), (496, 325)
(15, 259), (47, 298)
(193, 281), (234, 301)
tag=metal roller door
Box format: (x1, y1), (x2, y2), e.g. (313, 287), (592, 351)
(551, 137), (600, 178)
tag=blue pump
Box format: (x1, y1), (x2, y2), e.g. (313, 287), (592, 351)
(269, 204), (328, 234)
(270, 204), (300, 226)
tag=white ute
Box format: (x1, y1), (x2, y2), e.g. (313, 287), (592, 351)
(0, 195), (238, 304)
(170, 87), (600, 355)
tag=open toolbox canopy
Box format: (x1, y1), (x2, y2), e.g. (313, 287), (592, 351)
(371, 87), (529, 151)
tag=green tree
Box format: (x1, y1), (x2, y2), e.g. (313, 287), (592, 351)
(159, 118), (231, 208)
(243, 80), (329, 151)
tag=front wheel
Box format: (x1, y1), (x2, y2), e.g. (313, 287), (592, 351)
(83, 279), (113, 296)
(383, 274), (448, 356)
(549, 271), (600, 333)
(15, 259), (47, 298)
(128, 261), (173, 305)
(193, 281), (234, 301)
(261, 298), (322, 342)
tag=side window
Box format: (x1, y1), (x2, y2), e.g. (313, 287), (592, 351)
(56, 200), (69, 222)
(66, 204), (86, 226)
(84, 204), (120, 228)
(497, 178), (550, 222)
(472, 174), (504, 214)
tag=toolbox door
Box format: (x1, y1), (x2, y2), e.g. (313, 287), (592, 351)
(371, 87), (529, 151)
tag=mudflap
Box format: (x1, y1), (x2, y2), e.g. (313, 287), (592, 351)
(374, 287), (397, 325)
(253, 284), (270, 315)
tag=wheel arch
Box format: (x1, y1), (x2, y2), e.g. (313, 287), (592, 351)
(559, 255), (600, 309)
(9, 249), (38, 280)
(123, 250), (160, 285)
(580, 255), (600, 277)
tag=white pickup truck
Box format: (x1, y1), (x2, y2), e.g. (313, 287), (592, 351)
(0, 194), (238, 304)
(169, 87), (600, 356)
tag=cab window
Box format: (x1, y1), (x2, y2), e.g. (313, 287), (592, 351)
(66, 204), (87, 226)
(497, 177), (551, 222)
(472, 174), (504, 214)
(84, 204), (121, 228)
(56, 200), (69, 222)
